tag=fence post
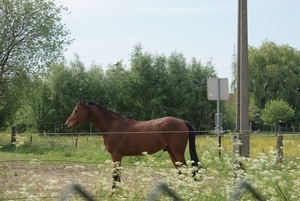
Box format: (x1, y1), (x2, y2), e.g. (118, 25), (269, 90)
(30, 134), (33, 145)
(277, 121), (283, 164)
(233, 130), (240, 156)
(218, 134), (222, 156)
(75, 136), (78, 148)
(11, 126), (16, 144)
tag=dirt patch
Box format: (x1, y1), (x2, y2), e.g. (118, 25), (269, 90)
(0, 161), (114, 199)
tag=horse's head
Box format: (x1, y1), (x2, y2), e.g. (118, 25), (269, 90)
(65, 99), (89, 129)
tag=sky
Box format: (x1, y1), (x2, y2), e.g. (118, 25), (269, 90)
(58, 0), (300, 84)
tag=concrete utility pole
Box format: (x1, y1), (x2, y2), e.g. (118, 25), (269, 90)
(236, 0), (249, 157)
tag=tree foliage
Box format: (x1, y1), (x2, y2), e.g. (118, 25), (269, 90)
(261, 99), (294, 125)
(186, 59), (217, 130)
(249, 96), (261, 123)
(129, 44), (169, 120)
(248, 41), (300, 109)
(0, 0), (71, 72)
(11, 44), (224, 133)
(0, 0), (72, 129)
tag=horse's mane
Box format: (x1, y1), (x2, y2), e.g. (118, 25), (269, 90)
(86, 101), (132, 119)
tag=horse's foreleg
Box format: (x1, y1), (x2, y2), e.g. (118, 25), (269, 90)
(112, 163), (121, 189)
(112, 153), (123, 189)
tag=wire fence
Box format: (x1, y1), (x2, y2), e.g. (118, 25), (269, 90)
(2, 131), (300, 158)
(1, 131), (300, 200)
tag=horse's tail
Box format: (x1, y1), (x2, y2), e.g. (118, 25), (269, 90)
(185, 121), (199, 167)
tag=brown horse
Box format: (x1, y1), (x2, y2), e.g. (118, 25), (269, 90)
(65, 100), (200, 187)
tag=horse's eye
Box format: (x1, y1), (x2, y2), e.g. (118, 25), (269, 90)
(74, 110), (78, 113)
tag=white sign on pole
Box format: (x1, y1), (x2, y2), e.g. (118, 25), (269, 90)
(207, 78), (229, 100)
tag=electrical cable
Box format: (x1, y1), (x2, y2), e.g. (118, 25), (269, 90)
(73, 0), (140, 44)
(82, 0), (175, 58)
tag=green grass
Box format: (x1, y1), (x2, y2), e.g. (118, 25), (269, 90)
(1, 133), (300, 200)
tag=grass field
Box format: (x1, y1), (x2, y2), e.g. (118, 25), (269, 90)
(0, 133), (300, 200)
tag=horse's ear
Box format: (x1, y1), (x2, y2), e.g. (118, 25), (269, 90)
(78, 99), (82, 103)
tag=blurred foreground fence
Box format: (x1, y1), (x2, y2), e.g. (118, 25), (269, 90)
(57, 180), (265, 201)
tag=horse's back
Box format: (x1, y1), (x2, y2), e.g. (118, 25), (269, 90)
(155, 116), (188, 132)
(117, 116), (189, 155)
(143, 116), (189, 147)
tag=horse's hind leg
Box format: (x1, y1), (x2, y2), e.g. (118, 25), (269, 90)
(167, 149), (186, 168)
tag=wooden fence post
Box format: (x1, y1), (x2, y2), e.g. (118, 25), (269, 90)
(277, 121), (283, 164)
(11, 126), (16, 144)
(75, 136), (78, 148)
(233, 130), (239, 156)
(218, 134), (222, 157)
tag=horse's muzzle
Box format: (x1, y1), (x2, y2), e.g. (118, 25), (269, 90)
(64, 123), (72, 130)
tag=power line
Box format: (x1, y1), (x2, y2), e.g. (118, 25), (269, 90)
(73, 0), (140, 44)
(82, 0), (175, 58)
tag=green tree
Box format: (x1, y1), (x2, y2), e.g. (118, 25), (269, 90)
(129, 44), (169, 120)
(14, 76), (52, 132)
(261, 99), (294, 126)
(16, 56), (106, 133)
(291, 110), (300, 132)
(17, 43), (222, 133)
(85, 62), (106, 103)
(48, 56), (95, 132)
(0, 69), (29, 129)
(249, 41), (300, 109)
(0, 0), (72, 129)
(249, 96), (261, 130)
(105, 61), (133, 114)
(165, 52), (188, 118)
(148, 54), (169, 118)
(222, 98), (236, 131)
(185, 59), (217, 131)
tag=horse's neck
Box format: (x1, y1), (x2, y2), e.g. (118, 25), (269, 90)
(88, 109), (132, 132)
(88, 110), (111, 132)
